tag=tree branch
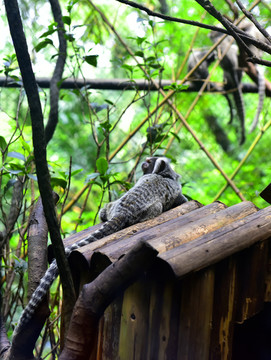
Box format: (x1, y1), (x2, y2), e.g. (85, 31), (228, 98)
(45, 0), (67, 144)
(236, 0), (271, 43)
(2, 77), (270, 94)
(115, 0), (230, 33)
(115, 0), (271, 65)
(4, 0), (75, 349)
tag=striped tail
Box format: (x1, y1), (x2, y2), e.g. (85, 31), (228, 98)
(12, 217), (122, 338)
(232, 85), (246, 145)
(12, 259), (59, 338)
(250, 67), (265, 133)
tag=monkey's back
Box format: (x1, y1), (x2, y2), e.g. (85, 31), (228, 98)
(107, 174), (182, 226)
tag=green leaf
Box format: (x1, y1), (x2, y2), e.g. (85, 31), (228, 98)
(62, 16), (71, 26)
(40, 29), (57, 38)
(84, 55), (98, 67)
(71, 168), (83, 176)
(7, 151), (26, 161)
(21, 139), (31, 155)
(96, 158), (108, 175)
(170, 132), (181, 143)
(163, 83), (189, 92)
(67, 0), (78, 12)
(105, 99), (115, 106)
(27, 174), (38, 181)
(64, 33), (75, 42)
(34, 39), (54, 52)
(86, 172), (100, 181)
(136, 36), (147, 46)
(134, 51), (144, 57)
(0, 136), (7, 152)
(51, 177), (67, 189)
(121, 64), (133, 73)
(149, 63), (161, 69)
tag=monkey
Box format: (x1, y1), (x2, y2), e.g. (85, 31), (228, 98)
(239, 20), (267, 133)
(12, 157), (187, 338)
(187, 48), (235, 124)
(187, 49), (216, 91)
(210, 31), (246, 145)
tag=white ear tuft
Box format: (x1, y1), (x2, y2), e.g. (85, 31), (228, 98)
(152, 157), (168, 174)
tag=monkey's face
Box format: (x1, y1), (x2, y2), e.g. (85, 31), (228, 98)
(141, 157), (157, 174)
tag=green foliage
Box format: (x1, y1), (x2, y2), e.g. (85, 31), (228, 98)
(1, 0), (271, 356)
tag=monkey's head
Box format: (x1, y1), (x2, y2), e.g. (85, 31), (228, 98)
(141, 157), (180, 181)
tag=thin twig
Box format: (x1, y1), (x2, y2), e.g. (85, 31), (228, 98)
(235, 0), (271, 43)
(115, 0), (228, 34)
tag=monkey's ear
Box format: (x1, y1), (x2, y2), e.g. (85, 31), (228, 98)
(152, 157), (167, 174)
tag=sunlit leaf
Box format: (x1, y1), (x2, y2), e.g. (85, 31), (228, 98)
(51, 177), (67, 189)
(62, 16), (71, 26)
(84, 55), (98, 67)
(7, 151), (26, 161)
(34, 39), (54, 52)
(96, 158), (108, 175)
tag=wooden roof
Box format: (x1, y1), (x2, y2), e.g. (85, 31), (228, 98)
(58, 200), (271, 282)
(57, 200), (271, 359)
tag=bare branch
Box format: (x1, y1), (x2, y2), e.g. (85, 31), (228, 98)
(4, 0), (75, 350)
(236, 0), (271, 43)
(115, 0), (229, 34)
(45, 0), (67, 144)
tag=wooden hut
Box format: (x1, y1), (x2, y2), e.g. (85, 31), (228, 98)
(61, 200), (271, 359)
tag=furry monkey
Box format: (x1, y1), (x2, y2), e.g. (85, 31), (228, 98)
(187, 49), (216, 90)
(187, 48), (234, 124)
(240, 20), (267, 132)
(210, 31), (246, 144)
(12, 157), (187, 338)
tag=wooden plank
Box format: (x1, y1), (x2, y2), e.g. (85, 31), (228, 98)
(177, 268), (215, 360)
(49, 201), (202, 261)
(149, 201), (257, 254)
(118, 276), (152, 360)
(68, 200), (202, 252)
(264, 239), (271, 302)
(87, 202), (227, 265)
(161, 205), (271, 278)
(96, 296), (123, 360)
(235, 240), (269, 323)
(209, 257), (238, 360)
(145, 266), (181, 360)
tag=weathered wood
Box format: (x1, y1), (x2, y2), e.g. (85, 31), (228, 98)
(146, 278), (180, 360)
(96, 296), (123, 360)
(264, 242), (271, 301)
(70, 200), (202, 258)
(161, 204), (271, 278)
(148, 201), (257, 254)
(235, 240), (269, 323)
(67, 201), (203, 286)
(177, 268), (215, 360)
(52, 200), (201, 264)
(209, 257), (238, 360)
(74, 201), (226, 270)
(118, 277), (151, 360)
(69, 202), (256, 288)
(60, 241), (158, 360)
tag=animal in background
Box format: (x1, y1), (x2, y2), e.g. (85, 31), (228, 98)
(210, 31), (246, 144)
